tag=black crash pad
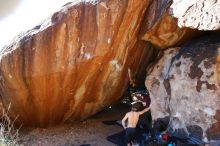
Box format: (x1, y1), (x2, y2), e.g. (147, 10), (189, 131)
(102, 120), (121, 126)
(107, 130), (126, 146)
(106, 128), (147, 146)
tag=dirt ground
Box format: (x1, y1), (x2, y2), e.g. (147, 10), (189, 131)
(18, 103), (129, 146)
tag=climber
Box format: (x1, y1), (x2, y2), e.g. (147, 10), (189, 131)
(127, 68), (152, 132)
(122, 102), (150, 146)
(127, 68), (150, 105)
(131, 92), (152, 132)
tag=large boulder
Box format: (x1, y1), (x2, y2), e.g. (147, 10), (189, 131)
(140, 0), (197, 49)
(171, 0), (220, 30)
(0, 0), (154, 127)
(146, 35), (220, 141)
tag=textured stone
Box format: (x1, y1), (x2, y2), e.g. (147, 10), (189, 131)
(140, 0), (196, 49)
(171, 0), (220, 30)
(0, 0), (154, 127)
(146, 35), (220, 141)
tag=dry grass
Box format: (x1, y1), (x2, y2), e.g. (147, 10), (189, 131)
(0, 104), (19, 146)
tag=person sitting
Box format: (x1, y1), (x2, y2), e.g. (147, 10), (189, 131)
(122, 102), (150, 146)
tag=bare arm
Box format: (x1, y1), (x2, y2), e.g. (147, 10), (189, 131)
(138, 107), (150, 115)
(122, 113), (128, 129)
(128, 69), (135, 87)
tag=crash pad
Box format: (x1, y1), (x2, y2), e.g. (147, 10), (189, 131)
(106, 128), (147, 146)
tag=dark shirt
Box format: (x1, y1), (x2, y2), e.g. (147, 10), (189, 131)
(128, 85), (151, 108)
(136, 94), (151, 108)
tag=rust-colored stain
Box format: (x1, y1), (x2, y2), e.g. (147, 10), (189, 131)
(196, 80), (217, 92)
(0, 0), (154, 127)
(207, 110), (220, 140)
(177, 37), (218, 93)
(163, 78), (171, 96)
(216, 55), (220, 86)
(175, 61), (181, 67)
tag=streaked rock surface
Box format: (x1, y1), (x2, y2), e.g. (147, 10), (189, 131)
(0, 0), (154, 126)
(140, 0), (196, 49)
(146, 35), (220, 141)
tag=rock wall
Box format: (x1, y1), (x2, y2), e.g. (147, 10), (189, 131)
(171, 0), (220, 30)
(0, 0), (219, 134)
(0, 0), (154, 126)
(139, 0), (197, 49)
(146, 35), (220, 141)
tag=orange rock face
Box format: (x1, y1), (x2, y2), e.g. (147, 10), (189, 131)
(140, 0), (197, 49)
(0, 0), (154, 127)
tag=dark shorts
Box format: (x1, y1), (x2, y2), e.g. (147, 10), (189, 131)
(125, 128), (136, 144)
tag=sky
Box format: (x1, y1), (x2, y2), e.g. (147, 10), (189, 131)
(0, 0), (73, 49)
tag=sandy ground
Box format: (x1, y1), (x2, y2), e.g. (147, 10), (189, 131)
(18, 103), (129, 146)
